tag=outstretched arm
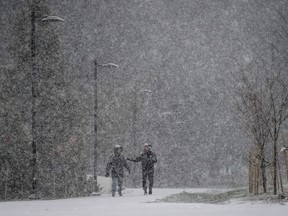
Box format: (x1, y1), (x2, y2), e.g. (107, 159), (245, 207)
(127, 155), (142, 162)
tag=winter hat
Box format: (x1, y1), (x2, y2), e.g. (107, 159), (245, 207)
(114, 145), (123, 152)
(144, 143), (152, 149)
(114, 144), (121, 149)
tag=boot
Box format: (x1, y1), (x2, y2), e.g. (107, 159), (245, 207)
(149, 188), (152, 195)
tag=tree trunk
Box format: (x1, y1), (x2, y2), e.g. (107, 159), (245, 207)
(249, 150), (253, 194)
(277, 161), (284, 194)
(255, 156), (260, 195)
(5, 167), (9, 200)
(273, 138), (277, 195)
(261, 156), (267, 193)
(249, 147), (261, 195)
(283, 149), (288, 182)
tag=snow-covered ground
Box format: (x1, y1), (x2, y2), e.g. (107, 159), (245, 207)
(0, 188), (287, 216)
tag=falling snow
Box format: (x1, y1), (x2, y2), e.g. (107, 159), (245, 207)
(1, 0), (288, 209)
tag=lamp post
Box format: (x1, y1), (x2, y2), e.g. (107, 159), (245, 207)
(30, 3), (64, 199)
(131, 87), (152, 187)
(92, 60), (119, 196)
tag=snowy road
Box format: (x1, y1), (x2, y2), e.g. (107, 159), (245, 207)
(0, 188), (287, 216)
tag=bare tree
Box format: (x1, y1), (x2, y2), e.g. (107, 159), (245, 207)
(265, 70), (288, 194)
(233, 51), (288, 195)
(233, 65), (271, 193)
(232, 0), (288, 195)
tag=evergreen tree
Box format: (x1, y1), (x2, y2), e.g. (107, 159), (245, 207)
(0, 0), (91, 199)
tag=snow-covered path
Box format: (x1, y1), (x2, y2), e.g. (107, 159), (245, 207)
(0, 188), (287, 216)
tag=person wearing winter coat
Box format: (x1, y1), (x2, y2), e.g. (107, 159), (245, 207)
(127, 143), (157, 195)
(105, 145), (131, 197)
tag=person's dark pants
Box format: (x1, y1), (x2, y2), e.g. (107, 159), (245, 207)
(142, 170), (154, 194)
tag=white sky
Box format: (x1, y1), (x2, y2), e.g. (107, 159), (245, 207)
(0, 188), (287, 216)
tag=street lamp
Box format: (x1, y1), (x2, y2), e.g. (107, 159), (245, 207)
(131, 86), (152, 187)
(30, 4), (64, 199)
(91, 59), (119, 196)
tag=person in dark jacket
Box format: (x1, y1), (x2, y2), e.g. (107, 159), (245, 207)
(105, 145), (130, 197)
(127, 143), (157, 195)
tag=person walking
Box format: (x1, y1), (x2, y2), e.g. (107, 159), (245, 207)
(127, 143), (157, 195)
(105, 145), (130, 197)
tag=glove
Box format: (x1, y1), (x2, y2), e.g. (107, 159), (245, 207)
(105, 173), (109, 177)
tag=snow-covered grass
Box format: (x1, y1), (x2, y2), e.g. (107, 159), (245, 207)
(159, 188), (248, 204)
(0, 188), (287, 216)
(159, 188), (288, 204)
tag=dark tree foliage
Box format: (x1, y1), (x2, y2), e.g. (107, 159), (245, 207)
(0, 0), (92, 200)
